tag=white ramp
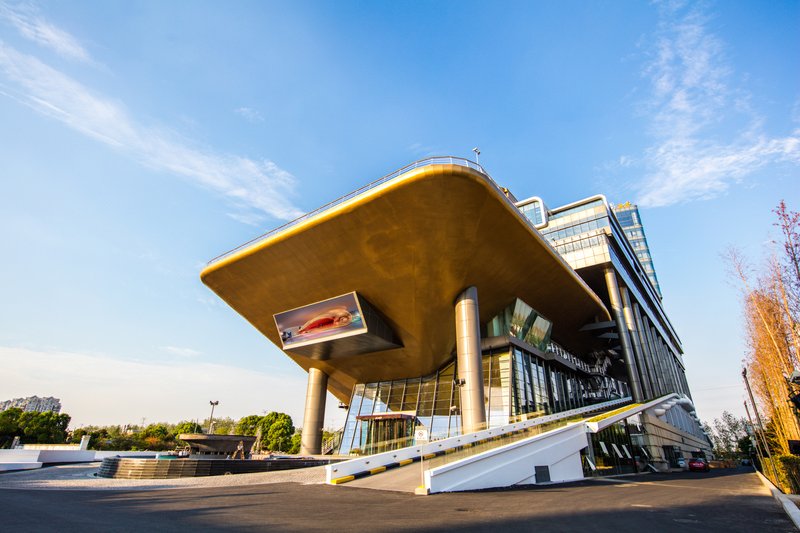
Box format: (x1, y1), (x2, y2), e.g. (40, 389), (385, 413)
(425, 422), (587, 493)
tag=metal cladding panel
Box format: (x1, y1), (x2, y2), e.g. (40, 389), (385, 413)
(201, 164), (610, 402)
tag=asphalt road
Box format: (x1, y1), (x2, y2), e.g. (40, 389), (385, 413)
(0, 467), (793, 532)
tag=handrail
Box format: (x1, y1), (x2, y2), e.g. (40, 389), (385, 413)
(207, 156), (489, 265)
(325, 396), (632, 484)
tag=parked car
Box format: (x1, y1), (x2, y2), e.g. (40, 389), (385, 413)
(688, 458), (710, 472)
(676, 457), (687, 469)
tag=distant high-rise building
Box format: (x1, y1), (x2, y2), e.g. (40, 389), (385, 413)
(613, 202), (662, 298)
(0, 396), (62, 413)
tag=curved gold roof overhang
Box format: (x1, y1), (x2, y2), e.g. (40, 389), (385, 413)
(201, 164), (611, 402)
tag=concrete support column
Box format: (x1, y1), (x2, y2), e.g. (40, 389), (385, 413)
(455, 286), (487, 434)
(300, 367), (328, 456)
(620, 287), (653, 400)
(604, 267), (644, 402)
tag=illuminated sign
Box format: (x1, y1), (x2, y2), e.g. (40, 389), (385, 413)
(274, 292), (367, 350)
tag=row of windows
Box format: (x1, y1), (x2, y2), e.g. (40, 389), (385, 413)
(548, 200), (605, 222)
(542, 217), (609, 243)
(554, 234), (605, 256)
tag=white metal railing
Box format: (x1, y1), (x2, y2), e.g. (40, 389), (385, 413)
(325, 395), (631, 483)
(208, 156), (490, 265)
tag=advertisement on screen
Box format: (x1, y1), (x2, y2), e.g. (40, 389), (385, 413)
(274, 292), (366, 349)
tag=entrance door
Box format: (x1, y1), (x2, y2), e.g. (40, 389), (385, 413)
(357, 413), (416, 454)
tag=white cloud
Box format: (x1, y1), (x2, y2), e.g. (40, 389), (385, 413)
(0, 42), (304, 221)
(234, 106), (264, 123)
(631, 2), (800, 207)
(227, 211), (266, 226)
(0, 346), (310, 427)
(159, 345), (202, 358)
(0, 1), (91, 63)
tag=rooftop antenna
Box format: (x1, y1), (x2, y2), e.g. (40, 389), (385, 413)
(472, 147), (481, 166)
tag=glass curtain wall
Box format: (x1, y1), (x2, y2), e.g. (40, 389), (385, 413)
(338, 346), (620, 454)
(587, 421), (637, 476)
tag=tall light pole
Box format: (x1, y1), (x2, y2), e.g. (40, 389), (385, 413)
(742, 369), (780, 483)
(472, 147), (481, 166)
(208, 400), (219, 434)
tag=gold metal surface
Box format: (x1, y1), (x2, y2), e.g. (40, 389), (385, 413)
(201, 164), (610, 402)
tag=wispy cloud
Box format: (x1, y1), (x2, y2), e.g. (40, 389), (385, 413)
(234, 106), (264, 123)
(160, 345), (202, 358)
(0, 1), (91, 63)
(0, 30), (303, 221)
(629, 2), (800, 207)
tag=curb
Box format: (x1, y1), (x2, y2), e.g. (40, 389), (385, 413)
(755, 470), (800, 530)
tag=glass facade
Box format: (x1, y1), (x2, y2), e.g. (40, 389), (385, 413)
(584, 420), (638, 476)
(613, 202), (662, 297)
(518, 199), (546, 226)
(486, 298), (553, 352)
(337, 343), (631, 455)
(531, 200), (612, 270)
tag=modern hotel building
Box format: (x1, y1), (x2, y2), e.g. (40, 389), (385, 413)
(201, 157), (710, 481)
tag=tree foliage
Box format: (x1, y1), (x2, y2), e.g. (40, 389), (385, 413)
(0, 409), (71, 447)
(705, 411), (748, 459)
(731, 201), (800, 456)
(62, 412), (299, 453)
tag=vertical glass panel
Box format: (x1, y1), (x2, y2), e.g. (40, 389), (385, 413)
(402, 378), (420, 412)
(432, 364), (455, 438)
(488, 352), (511, 427)
(416, 375), (436, 429)
(338, 384), (365, 455)
(359, 382), (378, 416)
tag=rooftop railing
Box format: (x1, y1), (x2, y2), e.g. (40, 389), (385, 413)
(207, 156), (490, 266)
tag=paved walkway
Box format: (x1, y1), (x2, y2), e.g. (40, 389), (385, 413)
(0, 466), (793, 532)
(0, 462), (327, 491)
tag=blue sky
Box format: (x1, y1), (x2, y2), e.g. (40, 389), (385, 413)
(1, 0), (798, 429)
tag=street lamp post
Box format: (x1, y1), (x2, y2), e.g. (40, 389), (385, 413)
(472, 147), (480, 166)
(208, 400), (219, 434)
(742, 369), (780, 483)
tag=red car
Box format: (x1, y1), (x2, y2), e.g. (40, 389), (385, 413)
(688, 458), (710, 472)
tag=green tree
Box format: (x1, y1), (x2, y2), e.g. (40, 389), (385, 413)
(262, 412), (294, 452)
(16, 411), (71, 444)
(289, 432), (301, 454)
(235, 415), (263, 436)
(707, 411), (748, 460)
(0, 408), (22, 448)
(174, 421), (202, 435)
(201, 416), (235, 435)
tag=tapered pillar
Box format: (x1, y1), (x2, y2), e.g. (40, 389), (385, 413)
(632, 303), (658, 397)
(455, 286), (486, 434)
(604, 268), (644, 402)
(620, 287), (653, 399)
(643, 322), (666, 396)
(300, 367), (328, 455)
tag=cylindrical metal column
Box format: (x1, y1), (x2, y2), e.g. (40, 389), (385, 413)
(632, 303), (659, 397)
(657, 338), (676, 394)
(645, 323), (667, 396)
(455, 286), (486, 434)
(642, 314), (667, 396)
(300, 367), (328, 455)
(604, 267), (644, 402)
(620, 287), (653, 399)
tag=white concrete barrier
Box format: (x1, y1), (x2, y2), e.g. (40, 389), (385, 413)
(426, 422), (587, 493)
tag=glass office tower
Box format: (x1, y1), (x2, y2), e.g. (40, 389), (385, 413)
(613, 202), (662, 298)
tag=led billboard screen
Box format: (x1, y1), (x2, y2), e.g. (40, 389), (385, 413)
(274, 292), (366, 349)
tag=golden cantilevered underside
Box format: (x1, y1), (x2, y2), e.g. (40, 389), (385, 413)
(201, 164), (611, 402)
